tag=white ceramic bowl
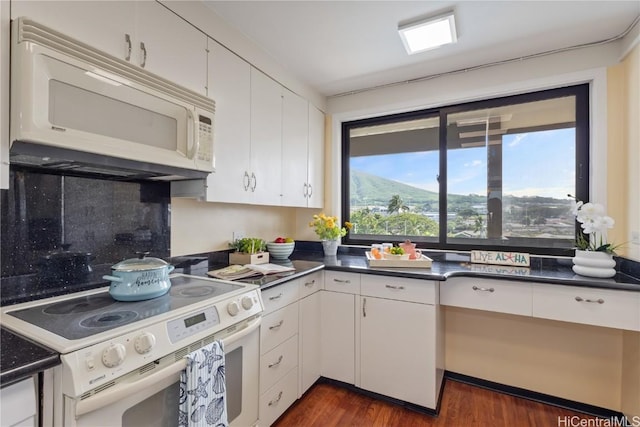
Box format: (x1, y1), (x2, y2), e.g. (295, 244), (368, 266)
(267, 242), (295, 260)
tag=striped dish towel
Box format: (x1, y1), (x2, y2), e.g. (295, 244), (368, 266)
(179, 340), (228, 427)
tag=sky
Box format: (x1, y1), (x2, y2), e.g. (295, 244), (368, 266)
(350, 128), (575, 200)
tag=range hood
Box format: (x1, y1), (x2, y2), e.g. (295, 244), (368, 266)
(10, 141), (209, 182)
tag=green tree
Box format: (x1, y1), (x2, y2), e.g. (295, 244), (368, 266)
(387, 194), (409, 214)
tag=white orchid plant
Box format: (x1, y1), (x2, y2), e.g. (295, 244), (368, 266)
(569, 194), (618, 254)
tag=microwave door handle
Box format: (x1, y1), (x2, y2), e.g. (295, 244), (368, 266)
(186, 109), (199, 160)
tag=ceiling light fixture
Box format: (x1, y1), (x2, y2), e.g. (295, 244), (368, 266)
(398, 11), (457, 55)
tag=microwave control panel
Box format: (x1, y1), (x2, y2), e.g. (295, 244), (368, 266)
(197, 115), (213, 162)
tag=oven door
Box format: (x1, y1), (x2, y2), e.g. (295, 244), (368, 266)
(65, 317), (260, 427)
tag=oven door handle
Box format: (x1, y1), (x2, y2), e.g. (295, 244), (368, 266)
(75, 316), (261, 417)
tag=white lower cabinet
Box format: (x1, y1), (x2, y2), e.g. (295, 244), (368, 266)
(259, 283), (299, 426)
(0, 377), (37, 427)
(440, 277), (532, 316)
(298, 272), (324, 394)
(532, 283), (640, 331)
(360, 276), (442, 409)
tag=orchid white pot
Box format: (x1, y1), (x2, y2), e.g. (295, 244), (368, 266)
(572, 250), (616, 278)
(321, 239), (339, 257)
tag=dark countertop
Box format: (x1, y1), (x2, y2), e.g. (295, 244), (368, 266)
(290, 248), (640, 292)
(2, 248), (638, 387)
(1, 328), (60, 387)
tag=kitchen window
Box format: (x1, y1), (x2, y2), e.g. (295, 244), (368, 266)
(341, 84), (589, 256)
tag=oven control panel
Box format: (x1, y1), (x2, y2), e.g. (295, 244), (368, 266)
(167, 306), (220, 344)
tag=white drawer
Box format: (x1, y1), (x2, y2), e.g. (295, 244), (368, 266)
(440, 277), (532, 316)
(259, 366), (298, 427)
(262, 280), (299, 315)
(261, 302), (299, 354)
(361, 275), (437, 304)
(260, 334), (299, 393)
(532, 284), (640, 331)
(298, 271), (324, 299)
(324, 271), (360, 294)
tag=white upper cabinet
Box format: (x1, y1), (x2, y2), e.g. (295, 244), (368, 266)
(249, 68), (283, 205)
(307, 105), (325, 208)
(281, 89), (309, 207)
(134, 2), (207, 95)
(206, 39), (252, 203)
(11, 1), (207, 95)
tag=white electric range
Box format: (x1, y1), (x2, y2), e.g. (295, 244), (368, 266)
(1, 273), (264, 427)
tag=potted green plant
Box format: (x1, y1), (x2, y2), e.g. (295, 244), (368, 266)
(229, 237), (269, 265)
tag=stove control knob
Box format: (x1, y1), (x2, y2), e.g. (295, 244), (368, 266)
(227, 301), (240, 317)
(241, 295), (254, 310)
(102, 343), (126, 368)
(134, 332), (156, 354)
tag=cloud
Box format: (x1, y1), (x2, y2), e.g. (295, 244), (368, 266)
(507, 133), (528, 147)
(463, 159), (483, 167)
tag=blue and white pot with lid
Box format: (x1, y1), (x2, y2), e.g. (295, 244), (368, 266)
(104, 253), (175, 301)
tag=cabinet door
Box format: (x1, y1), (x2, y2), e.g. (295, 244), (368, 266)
(360, 296), (437, 408)
(281, 89), (309, 207)
(11, 1), (136, 61)
(307, 104), (325, 208)
(134, 2), (207, 94)
(321, 291), (355, 384)
(206, 40), (252, 203)
(250, 68), (282, 205)
(299, 291), (321, 394)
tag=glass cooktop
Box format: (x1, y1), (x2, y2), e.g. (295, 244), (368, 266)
(8, 275), (243, 340)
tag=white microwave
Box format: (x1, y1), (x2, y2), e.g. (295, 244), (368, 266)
(10, 17), (215, 180)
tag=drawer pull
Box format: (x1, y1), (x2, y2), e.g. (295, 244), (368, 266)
(268, 355), (283, 368)
(269, 293), (283, 301)
(268, 391), (283, 406)
(385, 285), (405, 290)
(575, 296), (605, 304)
(333, 279), (351, 284)
(269, 320), (284, 330)
(472, 286), (495, 292)
(304, 280), (316, 287)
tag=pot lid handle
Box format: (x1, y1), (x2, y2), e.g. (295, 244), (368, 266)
(136, 251), (150, 259)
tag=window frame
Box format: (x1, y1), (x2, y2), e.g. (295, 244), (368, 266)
(341, 83), (590, 256)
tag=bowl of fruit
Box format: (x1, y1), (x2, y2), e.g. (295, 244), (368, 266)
(267, 237), (295, 260)
(382, 246), (409, 260)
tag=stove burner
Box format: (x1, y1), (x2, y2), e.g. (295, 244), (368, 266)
(44, 295), (115, 315)
(176, 286), (216, 298)
(80, 311), (139, 328)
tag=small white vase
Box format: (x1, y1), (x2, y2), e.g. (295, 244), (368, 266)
(572, 250), (616, 278)
(321, 239), (339, 257)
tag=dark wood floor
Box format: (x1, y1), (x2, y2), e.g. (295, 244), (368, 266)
(273, 379), (596, 427)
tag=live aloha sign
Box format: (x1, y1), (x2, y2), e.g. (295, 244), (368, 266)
(470, 250), (530, 267)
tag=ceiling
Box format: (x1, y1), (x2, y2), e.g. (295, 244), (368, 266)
(203, 1), (639, 98)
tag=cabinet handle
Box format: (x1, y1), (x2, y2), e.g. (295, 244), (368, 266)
(268, 391), (283, 406)
(268, 355), (283, 368)
(385, 285), (405, 290)
(304, 280), (315, 287)
(303, 183), (308, 197)
(250, 173), (257, 192)
(472, 286), (495, 292)
(124, 34), (132, 61)
(268, 293), (283, 301)
(575, 296), (605, 304)
(140, 42), (147, 68)
(362, 297), (367, 318)
(333, 279), (351, 284)
(308, 183), (313, 198)
(243, 171), (250, 191)
(269, 320), (284, 330)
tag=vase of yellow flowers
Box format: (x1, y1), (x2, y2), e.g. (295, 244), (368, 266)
(309, 213), (352, 257)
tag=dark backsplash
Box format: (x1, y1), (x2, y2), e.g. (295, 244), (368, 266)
(1, 167), (171, 304)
